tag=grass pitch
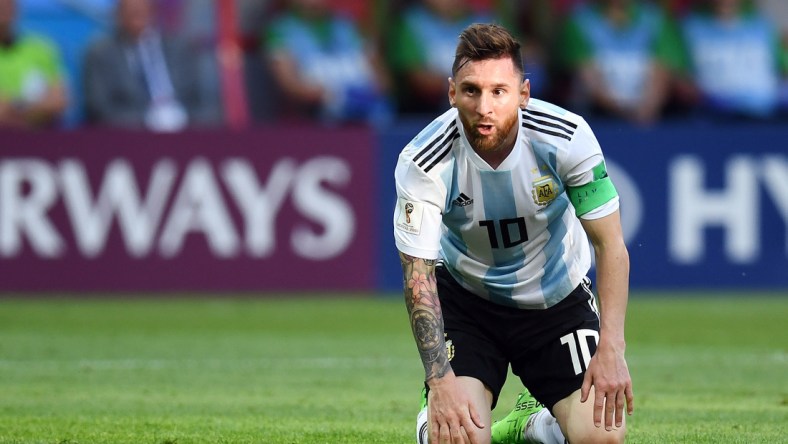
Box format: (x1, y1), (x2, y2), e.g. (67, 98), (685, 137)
(0, 293), (785, 443)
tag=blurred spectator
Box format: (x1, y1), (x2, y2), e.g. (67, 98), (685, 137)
(756, 0), (788, 37)
(756, 0), (788, 109)
(0, 0), (67, 129)
(558, 0), (682, 125)
(156, 0), (225, 125)
(512, 0), (564, 102)
(263, 0), (393, 126)
(674, 0), (788, 119)
(233, 0), (281, 122)
(83, 0), (220, 131)
(15, 0), (114, 128)
(386, 0), (495, 114)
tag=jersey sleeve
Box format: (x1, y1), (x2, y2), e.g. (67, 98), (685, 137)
(558, 117), (620, 219)
(558, 117), (604, 187)
(393, 156), (445, 260)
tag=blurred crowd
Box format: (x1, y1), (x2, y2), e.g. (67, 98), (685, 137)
(1, 0), (787, 131)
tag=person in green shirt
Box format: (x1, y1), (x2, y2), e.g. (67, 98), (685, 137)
(263, 0), (392, 125)
(672, 0), (788, 118)
(386, 0), (496, 115)
(0, 0), (67, 128)
(558, 0), (684, 125)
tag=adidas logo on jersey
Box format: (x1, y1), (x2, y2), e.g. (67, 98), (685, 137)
(452, 193), (473, 207)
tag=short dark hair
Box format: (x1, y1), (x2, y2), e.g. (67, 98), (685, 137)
(452, 23), (523, 79)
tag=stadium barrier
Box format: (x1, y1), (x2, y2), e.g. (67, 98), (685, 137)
(1, 121), (786, 292)
(0, 127), (376, 292)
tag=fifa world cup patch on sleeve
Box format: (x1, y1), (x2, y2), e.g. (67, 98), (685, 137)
(396, 198), (424, 235)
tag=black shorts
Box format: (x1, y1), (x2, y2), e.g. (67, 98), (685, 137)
(434, 265), (600, 412)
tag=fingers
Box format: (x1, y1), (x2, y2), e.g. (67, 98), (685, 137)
(439, 422), (450, 443)
(436, 419), (455, 444)
(461, 422), (481, 444)
(614, 389), (625, 428)
(432, 416), (480, 444)
(626, 383), (635, 415)
(593, 386), (633, 430)
(467, 403), (485, 429)
(441, 424), (476, 444)
(604, 390), (616, 431)
(593, 389), (605, 428)
(460, 426), (471, 443)
(580, 371), (592, 403)
(430, 417), (440, 444)
(449, 422), (463, 443)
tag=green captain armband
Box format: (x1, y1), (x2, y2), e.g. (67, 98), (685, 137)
(567, 162), (618, 217)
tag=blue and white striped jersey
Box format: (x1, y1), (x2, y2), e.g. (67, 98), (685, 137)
(394, 99), (618, 309)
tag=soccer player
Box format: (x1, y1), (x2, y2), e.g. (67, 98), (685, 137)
(394, 23), (633, 444)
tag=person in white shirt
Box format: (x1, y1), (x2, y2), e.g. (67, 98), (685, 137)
(394, 23), (633, 444)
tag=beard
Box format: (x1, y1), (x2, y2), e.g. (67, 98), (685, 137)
(461, 110), (519, 154)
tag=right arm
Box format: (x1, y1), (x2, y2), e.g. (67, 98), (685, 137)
(399, 252), (450, 381)
(399, 252), (483, 444)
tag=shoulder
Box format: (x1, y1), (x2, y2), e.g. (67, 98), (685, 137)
(521, 99), (590, 144)
(161, 35), (192, 56)
(267, 13), (304, 41)
(395, 109), (459, 200)
(14, 33), (58, 57)
(85, 33), (120, 56)
(398, 108), (460, 175)
(522, 99), (603, 171)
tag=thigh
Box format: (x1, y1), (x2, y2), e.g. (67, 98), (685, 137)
(509, 279), (601, 412)
(456, 376), (494, 444)
(436, 265), (509, 408)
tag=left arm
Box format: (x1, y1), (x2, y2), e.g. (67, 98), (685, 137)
(579, 210), (634, 430)
(18, 81), (67, 127)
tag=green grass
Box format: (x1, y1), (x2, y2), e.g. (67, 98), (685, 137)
(0, 294), (785, 443)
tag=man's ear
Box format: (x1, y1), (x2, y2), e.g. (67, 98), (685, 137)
(448, 77), (456, 107)
(520, 78), (531, 109)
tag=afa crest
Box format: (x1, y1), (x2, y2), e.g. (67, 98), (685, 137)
(445, 334), (455, 361)
(532, 176), (557, 206)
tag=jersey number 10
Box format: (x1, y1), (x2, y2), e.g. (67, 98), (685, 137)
(560, 329), (600, 375)
(479, 217), (528, 249)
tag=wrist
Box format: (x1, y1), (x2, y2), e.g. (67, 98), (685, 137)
(426, 369), (455, 388)
(598, 334), (626, 352)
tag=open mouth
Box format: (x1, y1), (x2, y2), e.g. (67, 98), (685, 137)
(476, 123), (495, 135)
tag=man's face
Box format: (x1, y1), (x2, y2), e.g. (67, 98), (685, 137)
(118, 0), (151, 40)
(449, 57), (529, 155)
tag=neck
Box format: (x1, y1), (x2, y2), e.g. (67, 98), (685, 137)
(477, 147), (513, 170)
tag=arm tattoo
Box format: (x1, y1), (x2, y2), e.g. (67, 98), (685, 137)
(399, 252), (450, 381)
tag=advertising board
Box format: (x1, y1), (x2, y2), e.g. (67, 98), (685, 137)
(0, 128), (376, 292)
